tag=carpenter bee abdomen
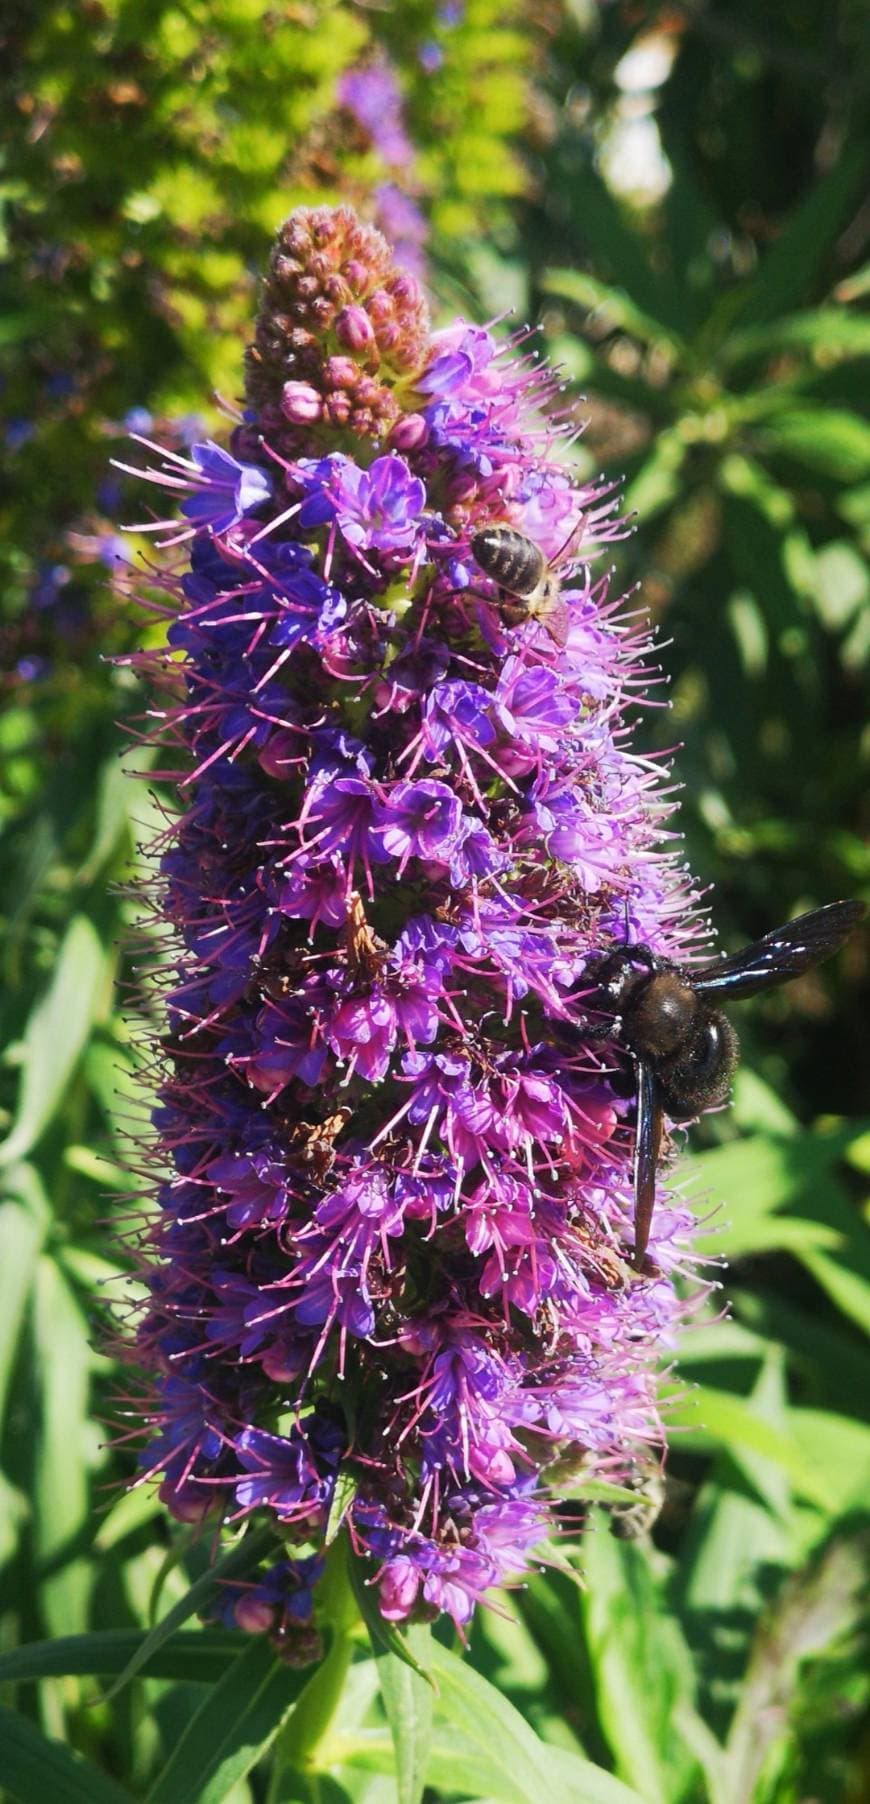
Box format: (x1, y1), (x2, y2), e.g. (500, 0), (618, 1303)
(657, 1013), (738, 1119)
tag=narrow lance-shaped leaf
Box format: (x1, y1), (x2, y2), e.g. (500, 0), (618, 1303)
(103, 1525), (277, 1699)
(0, 915), (109, 1168)
(32, 1257), (95, 1636)
(374, 1624), (434, 1804)
(145, 1637), (307, 1804)
(427, 1640), (645, 1804)
(0, 1629), (246, 1687)
(0, 1164), (49, 1428)
(0, 1704), (134, 1804)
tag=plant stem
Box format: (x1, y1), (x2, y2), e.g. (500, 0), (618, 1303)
(266, 1535), (359, 1802)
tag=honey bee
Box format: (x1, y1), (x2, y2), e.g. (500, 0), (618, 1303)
(609, 1467), (667, 1540)
(287, 1108), (351, 1183)
(470, 526), (571, 646)
(343, 890), (387, 983)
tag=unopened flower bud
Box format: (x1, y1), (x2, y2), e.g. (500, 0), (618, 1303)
(323, 356), (359, 390)
(335, 304), (376, 353)
(234, 1595), (276, 1633)
(281, 381), (322, 424)
(366, 289), (395, 325)
(388, 412), (429, 451)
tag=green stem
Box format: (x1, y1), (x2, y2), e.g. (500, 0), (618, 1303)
(266, 1536), (359, 1803)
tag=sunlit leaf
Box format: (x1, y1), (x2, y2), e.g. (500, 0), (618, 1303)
(0, 1164), (48, 1428)
(723, 307), (870, 367)
(665, 1384), (841, 1512)
(32, 1257), (95, 1635)
(94, 1482), (164, 1553)
(374, 1626), (434, 1804)
(427, 1640), (644, 1804)
(0, 916), (110, 1168)
(579, 1526), (702, 1804)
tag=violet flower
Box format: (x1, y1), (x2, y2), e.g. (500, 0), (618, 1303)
(121, 205), (705, 1659)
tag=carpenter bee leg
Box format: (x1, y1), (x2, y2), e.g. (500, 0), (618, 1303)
(576, 1014), (622, 1043)
(632, 1057), (663, 1269)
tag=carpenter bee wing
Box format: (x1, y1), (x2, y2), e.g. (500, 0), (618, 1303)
(633, 1056), (663, 1268)
(691, 900), (866, 1001)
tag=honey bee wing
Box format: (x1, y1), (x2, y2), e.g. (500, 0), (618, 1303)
(691, 899), (866, 1000)
(542, 592), (571, 646)
(633, 1057), (663, 1267)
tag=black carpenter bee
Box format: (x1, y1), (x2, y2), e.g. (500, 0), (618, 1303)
(583, 900), (866, 1269)
(470, 526), (571, 646)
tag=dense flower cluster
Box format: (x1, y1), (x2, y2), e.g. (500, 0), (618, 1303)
(122, 205), (704, 1654)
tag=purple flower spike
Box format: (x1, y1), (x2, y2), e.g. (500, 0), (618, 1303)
(120, 205), (708, 1655)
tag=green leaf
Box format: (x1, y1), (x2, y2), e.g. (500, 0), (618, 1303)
(579, 1527), (702, 1804)
(0, 1629), (246, 1686)
(0, 1164), (48, 1428)
(0, 1469), (28, 1571)
(757, 408), (870, 481)
(32, 1257), (95, 1635)
(76, 751), (132, 885)
(145, 1638), (306, 1804)
(723, 307), (870, 367)
(94, 1481), (164, 1552)
(349, 1549), (434, 1686)
(665, 1384), (839, 1512)
(722, 1527), (869, 1803)
(812, 540), (869, 632)
(799, 1245), (870, 1336)
(623, 428), (687, 520)
(427, 1641), (643, 1804)
(325, 1464), (358, 1546)
(789, 1410), (870, 1515)
(423, 1734), (644, 1804)
(541, 269), (684, 356)
(560, 1478), (648, 1507)
(732, 150), (868, 328)
(0, 1703), (134, 1804)
(103, 1526), (277, 1699)
(0, 915), (109, 1168)
(375, 1628), (434, 1804)
(679, 1123), (859, 1258)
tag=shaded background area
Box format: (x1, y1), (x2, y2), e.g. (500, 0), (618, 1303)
(1, 3), (868, 1800)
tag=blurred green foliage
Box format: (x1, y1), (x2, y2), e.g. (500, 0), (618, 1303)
(1, 0), (528, 625)
(1, 2), (869, 1800)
